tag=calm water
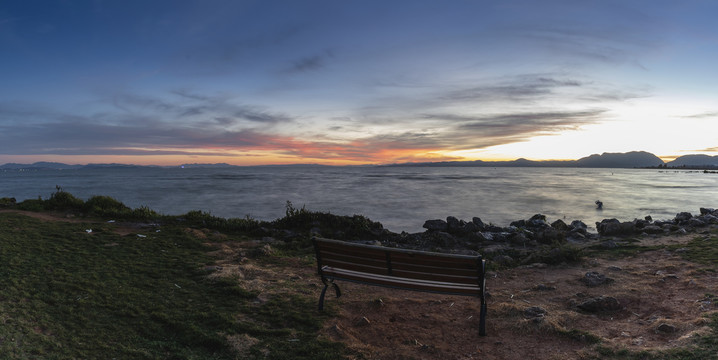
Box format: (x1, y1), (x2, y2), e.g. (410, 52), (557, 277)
(1, 166), (716, 233)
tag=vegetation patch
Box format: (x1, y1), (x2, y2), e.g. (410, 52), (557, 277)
(0, 212), (351, 359)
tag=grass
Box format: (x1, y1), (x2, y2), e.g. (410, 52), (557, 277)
(667, 233), (718, 268)
(0, 212), (353, 359)
(587, 313), (718, 359)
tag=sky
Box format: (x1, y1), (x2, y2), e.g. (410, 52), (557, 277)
(1, 0), (717, 166)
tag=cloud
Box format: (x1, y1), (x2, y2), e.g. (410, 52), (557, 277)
(680, 111), (718, 119)
(110, 91), (292, 124)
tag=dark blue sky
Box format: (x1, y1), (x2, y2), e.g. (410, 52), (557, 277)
(1, 0), (717, 165)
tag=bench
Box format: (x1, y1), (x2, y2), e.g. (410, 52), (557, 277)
(312, 237), (487, 336)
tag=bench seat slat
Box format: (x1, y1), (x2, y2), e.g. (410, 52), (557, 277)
(321, 266), (481, 296)
(318, 250), (480, 278)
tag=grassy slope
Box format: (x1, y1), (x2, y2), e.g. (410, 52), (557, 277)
(0, 212), (348, 359)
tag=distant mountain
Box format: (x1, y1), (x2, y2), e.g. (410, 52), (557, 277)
(666, 154), (718, 168)
(574, 151), (664, 168)
(388, 151), (667, 168)
(0, 162), (83, 170)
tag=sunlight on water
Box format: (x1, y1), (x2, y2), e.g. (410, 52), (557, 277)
(2, 167), (716, 233)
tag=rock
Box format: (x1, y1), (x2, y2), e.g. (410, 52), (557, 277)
(463, 221), (479, 233)
(645, 215), (653, 222)
(577, 296), (621, 312)
(528, 214), (550, 228)
(675, 212), (693, 223)
(688, 218), (705, 227)
(551, 219), (568, 230)
(535, 228), (566, 244)
(534, 284), (556, 291)
(580, 272), (614, 287)
(423, 219), (448, 231)
(656, 323), (678, 333)
(472, 217), (486, 230)
(700, 208), (715, 216)
(596, 219), (636, 236)
(357, 316), (371, 326)
(570, 220), (588, 231)
(510, 219), (526, 228)
(524, 306), (547, 318)
(446, 216), (462, 232)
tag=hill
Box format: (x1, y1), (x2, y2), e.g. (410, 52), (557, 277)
(667, 154), (718, 168)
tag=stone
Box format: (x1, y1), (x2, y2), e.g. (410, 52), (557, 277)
(688, 218), (705, 227)
(446, 216), (461, 232)
(580, 271), (614, 287)
(656, 323), (678, 333)
(596, 219), (636, 236)
(577, 296), (621, 312)
(472, 217), (486, 230)
(551, 219), (568, 230)
(423, 219), (448, 231)
(700, 208), (715, 216)
(357, 316), (371, 326)
(524, 306), (547, 319)
(528, 214), (549, 228)
(675, 212), (693, 223)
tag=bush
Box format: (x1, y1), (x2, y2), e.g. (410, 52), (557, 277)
(84, 195), (131, 216)
(45, 186), (84, 211)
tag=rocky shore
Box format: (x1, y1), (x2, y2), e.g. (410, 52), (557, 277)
(296, 207), (718, 266)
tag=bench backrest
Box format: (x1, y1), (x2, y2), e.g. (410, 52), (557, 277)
(313, 237), (483, 288)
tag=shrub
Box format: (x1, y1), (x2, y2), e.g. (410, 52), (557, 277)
(45, 186), (84, 211)
(84, 195), (131, 216)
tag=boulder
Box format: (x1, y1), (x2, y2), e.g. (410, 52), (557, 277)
(528, 214), (550, 228)
(675, 212), (693, 223)
(577, 296), (621, 313)
(551, 219), (568, 230)
(524, 306), (547, 319)
(580, 271), (614, 287)
(700, 208), (716, 216)
(446, 216), (462, 232)
(569, 220), (588, 235)
(596, 219), (636, 236)
(472, 217), (486, 230)
(423, 219), (448, 231)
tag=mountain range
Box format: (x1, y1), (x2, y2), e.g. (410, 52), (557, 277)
(1, 152), (717, 170)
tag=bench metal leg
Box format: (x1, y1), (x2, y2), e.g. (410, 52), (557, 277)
(318, 278), (341, 311)
(479, 301), (487, 336)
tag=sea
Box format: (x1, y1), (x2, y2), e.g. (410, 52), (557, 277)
(1, 166), (716, 233)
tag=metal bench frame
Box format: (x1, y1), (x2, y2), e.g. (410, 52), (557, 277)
(312, 237), (487, 336)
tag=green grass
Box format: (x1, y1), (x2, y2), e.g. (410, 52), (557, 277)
(0, 212), (351, 359)
(667, 233), (718, 268)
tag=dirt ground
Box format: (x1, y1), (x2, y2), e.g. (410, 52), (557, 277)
(316, 233), (718, 360)
(5, 209), (717, 359)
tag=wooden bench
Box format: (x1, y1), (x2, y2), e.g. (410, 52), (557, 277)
(312, 237), (487, 336)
